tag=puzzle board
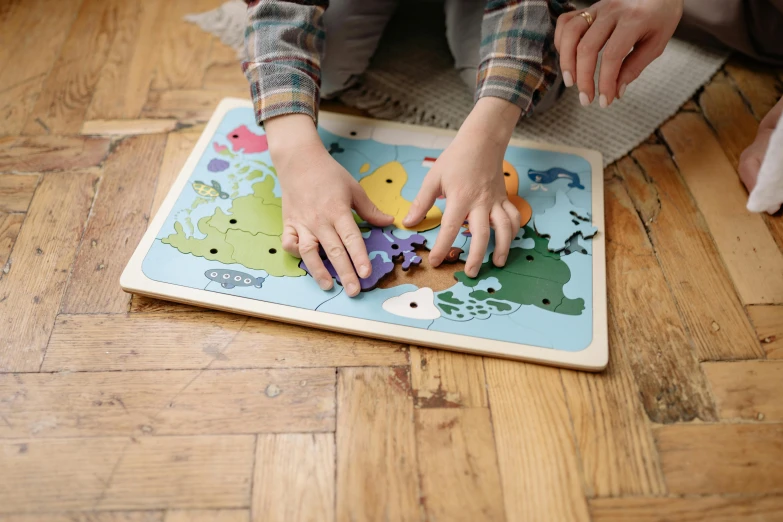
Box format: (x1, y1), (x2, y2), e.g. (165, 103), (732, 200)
(121, 98), (608, 370)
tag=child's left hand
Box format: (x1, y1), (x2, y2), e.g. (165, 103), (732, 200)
(403, 98), (522, 278)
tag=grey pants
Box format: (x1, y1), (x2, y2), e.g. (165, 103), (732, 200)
(319, 0), (563, 113)
(679, 0), (783, 65)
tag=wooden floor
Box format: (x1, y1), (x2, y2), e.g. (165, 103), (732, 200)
(2, 0), (783, 520)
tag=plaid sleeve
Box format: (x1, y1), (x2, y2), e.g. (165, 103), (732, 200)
(242, 0), (328, 125)
(477, 0), (573, 115)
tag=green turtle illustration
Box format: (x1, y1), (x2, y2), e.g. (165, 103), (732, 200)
(192, 180), (229, 199)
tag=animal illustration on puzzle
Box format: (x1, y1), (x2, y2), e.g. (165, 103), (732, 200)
(141, 107), (598, 352)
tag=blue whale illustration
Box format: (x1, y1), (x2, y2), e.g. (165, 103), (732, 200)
(527, 167), (585, 190)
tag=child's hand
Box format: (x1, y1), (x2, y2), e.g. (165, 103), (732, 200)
(403, 98), (522, 278)
(555, 0), (684, 108)
(266, 115), (394, 297)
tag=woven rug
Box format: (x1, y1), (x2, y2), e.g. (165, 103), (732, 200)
(187, 1), (729, 165)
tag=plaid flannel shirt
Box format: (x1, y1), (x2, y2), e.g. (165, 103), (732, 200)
(243, 0), (572, 125)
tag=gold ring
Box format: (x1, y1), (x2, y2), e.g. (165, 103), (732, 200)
(579, 11), (594, 27)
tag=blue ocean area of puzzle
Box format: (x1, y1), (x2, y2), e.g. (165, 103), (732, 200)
(142, 107), (596, 351)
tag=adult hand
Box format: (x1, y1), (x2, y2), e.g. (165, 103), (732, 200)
(555, 0), (684, 108)
(739, 95), (783, 192)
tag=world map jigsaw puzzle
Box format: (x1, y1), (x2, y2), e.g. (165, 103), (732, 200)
(123, 99), (607, 370)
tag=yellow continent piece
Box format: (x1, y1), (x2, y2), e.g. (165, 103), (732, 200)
(359, 161), (442, 231)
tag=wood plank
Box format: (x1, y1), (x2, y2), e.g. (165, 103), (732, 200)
(748, 304), (783, 359)
(0, 512), (164, 522)
(86, 1), (165, 120)
(164, 511), (248, 522)
(336, 367), (420, 522)
(415, 408), (505, 521)
(129, 295), (202, 313)
(23, 0), (124, 135)
(42, 313), (407, 371)
(0, 368), (335, 437)
(141, 90), (248, 124)
(704, 361), (783, 421)
(590, 496), (783, 522)
(660, 112), (783, 304)
(0, 172), (98, 372)
(253, 434), (334, 522)
(699, 71), (759, 170)
(0, 435), (254, 512)
(0, 174), (37, 213)
(150, 0), (218, 91)
(0, 136), (110, 173)
(62, 134), (166, 314)
(0, 212), (24, 276)
(150, 132), (200, 217)
(0, 0), (83, 135)
(561, 315), (666, 497)
(409, 347), (487, 408)
(619, 147), (762, 360)
(202, 42), (246, 92)
(484, 359), (589, 522)
(604, 175), (717, 423)
(724, 59), (783, 121)
(81, 119), (179, 136)
(654, 423), (783, 494)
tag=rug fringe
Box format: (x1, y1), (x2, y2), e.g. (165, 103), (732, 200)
(339, 85), (460, 130)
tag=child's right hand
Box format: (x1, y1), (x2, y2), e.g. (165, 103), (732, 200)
(265, 115), (394, 297)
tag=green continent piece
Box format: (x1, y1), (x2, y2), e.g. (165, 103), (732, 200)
(226, 229), (304, 277)
(455, 246), (584, 316)
(208, 178), (283, 235)
(525, 226), (560, 259)
(161, 219), (235, 264)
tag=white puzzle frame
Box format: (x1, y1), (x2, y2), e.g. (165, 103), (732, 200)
(121, 98), (608, 371)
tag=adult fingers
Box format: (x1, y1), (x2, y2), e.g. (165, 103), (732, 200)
(281, 223), (300, 257)
(559, 10), (593, 89)
(616, 37), (665, 98)
(351, 184), (394, 227)
(596, 27), (635, 107)
(490, 205), (513, 267)
(403, 171), (441, 228)
(575, 17), (616, 105)
(298, 229), (333, 291)
(429, 201), (469, 267)
(318, 226), (362, 297)
(334, 214), (372, 280)
(465, 209), (490, 278)
(555, 11), (580, 52)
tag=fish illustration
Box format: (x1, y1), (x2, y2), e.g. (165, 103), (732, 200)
(192, 180), (229, 199)
(328, 142), (344, 155)
(205, 269), (265, 289)
(227, 125), (269, 154)
(527, 167), (585, 190)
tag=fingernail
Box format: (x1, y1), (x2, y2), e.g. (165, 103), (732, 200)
(347, 282), (360, 296)
(563, 71), (574, 87)
(358, 264), (370, 278)
(579, 92), (591, 107)
(599, 94), (608, 109)
(619, 83), (627, 99)
(318, 279), (332, 290)
(497, 255), (507, 266)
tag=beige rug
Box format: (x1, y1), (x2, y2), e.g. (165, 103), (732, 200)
(187, 1), (729, 166)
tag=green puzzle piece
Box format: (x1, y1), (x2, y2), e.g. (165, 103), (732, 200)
(454, 245), (584, 316)
(162, 176), (305, 277)
(162, 218), (236, 264)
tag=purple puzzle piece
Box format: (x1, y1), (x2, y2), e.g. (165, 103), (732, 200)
(300, 254), (393, 290)
(299, 227), (427, 291)
(207, 158), (230, 172)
